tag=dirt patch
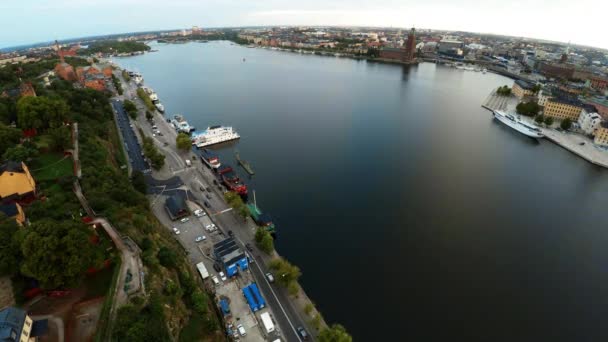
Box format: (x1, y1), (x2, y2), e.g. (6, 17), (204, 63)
(67, 297), (104, 342)
(0, 276), (15, 308)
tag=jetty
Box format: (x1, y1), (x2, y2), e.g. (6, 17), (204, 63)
(234, 150), (255, 175)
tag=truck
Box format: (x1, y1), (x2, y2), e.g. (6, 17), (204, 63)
(196, 262), (209, 280)
(260, 312), (275, 333)
(249, 283), (266, 309)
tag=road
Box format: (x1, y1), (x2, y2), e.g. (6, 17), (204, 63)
(111, 99), (150, 173)
(114, 69), (311, 342)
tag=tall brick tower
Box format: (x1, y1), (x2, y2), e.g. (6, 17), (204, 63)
(403, 27), (417, 63)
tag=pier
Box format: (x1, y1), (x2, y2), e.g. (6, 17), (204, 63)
(482, 88), (608, 169)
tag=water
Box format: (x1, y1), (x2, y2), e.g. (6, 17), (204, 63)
(117, 41), (608, 341)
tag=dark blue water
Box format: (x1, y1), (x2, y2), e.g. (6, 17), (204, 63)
(117, 41), (608, 341)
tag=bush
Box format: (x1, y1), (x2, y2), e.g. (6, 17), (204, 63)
(516, 101), (540, 117)
(123, 100), (137, 119)
(544, 116), (554, 126)
(157, 246), (177, 269)
(560, 118), (572, 130)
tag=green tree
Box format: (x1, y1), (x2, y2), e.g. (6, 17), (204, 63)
(534, 115), (544, 124)
(176, 133), (191, 151)
(2, 144), (38, 162)
(544, 116), (554, 126)
(0, 217), (23, 276)
(256, 228), (274, 254)
(145, 111), (153, 121)
(157, 246), (178, 269)
(190, 290), (208, 314)
(47, 126), (71, 151)
(20, 219), (100, 289)
(17, 96), (69, 130)
(532, 84), (542, 94)
(131, 170), (147, 194)
(123, 100), (137, 119)
(516, 101), (540, 117)
(0, 101), (10, 124)
(560, 118), (572, 130)
(318, 324), (353, 342)
(268, 257), (301, 287)
(0, 123), (21, 157)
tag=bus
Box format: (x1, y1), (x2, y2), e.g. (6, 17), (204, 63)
(260, 312), (275, 333)
(196, 262), (209, 280)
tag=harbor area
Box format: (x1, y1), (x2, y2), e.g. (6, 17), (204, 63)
(482, 88), (608, 168)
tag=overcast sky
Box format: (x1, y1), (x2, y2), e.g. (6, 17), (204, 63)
(1, 0), (606, 50)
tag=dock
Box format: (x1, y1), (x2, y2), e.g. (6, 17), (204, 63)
(482, 88), (608, 169)
(234, 151), (255, 175)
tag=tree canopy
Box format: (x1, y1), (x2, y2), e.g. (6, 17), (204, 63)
(560, 118), (573, 130)
(319, 324), (353, 342)
(0, 217), (23, 277)
(176, 133), (191, 151)
(268, 257), (301, 288)
(2, 144), (38, 162)
(516, 101), (540, 117)
(0, 123), (22, 157)
(17, 96), (69, 130)
(20, 219), (100, 289)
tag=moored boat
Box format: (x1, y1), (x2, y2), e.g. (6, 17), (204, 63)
(493, 110), (544, 138)
(191, 125), (240, 148)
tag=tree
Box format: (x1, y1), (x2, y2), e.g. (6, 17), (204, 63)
(0, 101), (10, 124)
(560, 118), (572, 130)
(496, 85), (512, 96)
(0, 217), (22, 277)
(516, 101), (540, 117)
(544, 116), (554, 126)
(0, 123), (21, 157)
(255, 226), (265, 244)
(47, 126), (71, 151)
(319, 324), (353, 342)
(535, 115), (544, 124)
(2, 144), (38, 162)
(123, 100), (137, 119)
(17, 96), (68, 130)
(532, 84), (542, 94)
(145, 111), (153, 121)
(176, 132), (191, 151)
(157, 246), (177, 269)
(259, 230), (274, 254)
(20, 219), (100, 289)
(268, 257), (301, 287)
(131, 170), (147, 194)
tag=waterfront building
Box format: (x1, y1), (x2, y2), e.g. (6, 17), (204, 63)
(578, 109), (602, 135)
(438, 38), (463, 57)
(379, 28), (417, 63)
(582, 97), (608, 119)
(594, 122), (608, 146)
(539, 61), (575, 79)
(543, 97), (584, 120)
(537, 89), (552, 107)
(512, 80), (535, 99)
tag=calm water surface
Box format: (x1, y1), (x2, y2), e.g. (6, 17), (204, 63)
(117, 41), (608, 341)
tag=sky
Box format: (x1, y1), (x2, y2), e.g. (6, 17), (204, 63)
(1, 0), (607, 50)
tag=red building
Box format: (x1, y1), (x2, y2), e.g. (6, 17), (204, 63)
(590, 76), (608, 90)
(55, 62), (77, 81)
(379, 28), (417, 63)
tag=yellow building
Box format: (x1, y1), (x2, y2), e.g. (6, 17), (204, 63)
(0, 161), (36, 203)
(594, 125), (608, 146)
(543, 98), (583, 120)
(512, 80), (535, 99)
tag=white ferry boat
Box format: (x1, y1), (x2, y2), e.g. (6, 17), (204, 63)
(155, 103), (165, 113)
(171, 114), (194, 133)
(191, 125), (240, 147)
(493, 110), (544, 138)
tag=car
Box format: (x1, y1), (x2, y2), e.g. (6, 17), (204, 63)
(172, 227), (180, 235)
(206, 187), (212, 192)
(204, 201), (211, 208)
(194, 209), (205, 217)
(180, 217), (190, 223)
(236, 324), (246, 336)
(163, 142), (169, 146)
(152, 133), (156, 137)
(205, 224), (216, 231)
(219, 271), (227, 281)
(199, 186), (205, 192)
(205, 193), (212, 199)
(213, 179), (218, 185)
(157, 132), (163, 136)
(245, 243), (254, 252)
(266, 272), (275, 283)
(228, 230), (234, 237)
(297, 327), (309, 340)
(213, 262), (221, 272)
(211, 276), (220, 286)
(195, 236), (206, 242)
(152, 125), (158, 129)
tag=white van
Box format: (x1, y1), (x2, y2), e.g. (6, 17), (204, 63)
(185, 159), (191, 167)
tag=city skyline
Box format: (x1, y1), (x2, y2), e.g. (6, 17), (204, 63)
(1, 0), (607, 50)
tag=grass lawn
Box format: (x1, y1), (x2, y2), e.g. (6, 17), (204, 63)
(31, 153), (73, 181)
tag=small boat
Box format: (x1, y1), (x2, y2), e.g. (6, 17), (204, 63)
(234, 150), (254, 175)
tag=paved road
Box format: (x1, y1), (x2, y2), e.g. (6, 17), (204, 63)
(115, 69), (309, 342)
(111, 99), (150, 173)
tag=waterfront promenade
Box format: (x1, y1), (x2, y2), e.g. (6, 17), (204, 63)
(483, 89), (608, 168)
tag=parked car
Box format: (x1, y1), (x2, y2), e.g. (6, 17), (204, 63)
(172, 227), (180, 235)
(213, 262), (221, 272)
(200, 186), (205, 192)
(195, 236), (205, 242)
(266, 272), (275, 283)
(204, 201), (211, 208)
(194, 209), (205, 217)
(180, 217), (190, 223)
(228, 230), (234, 237)
(237, 324), (246, 336)
(245, 243), (254, 252)
(206, 193), (212, 199)
(211, 276), (220, 286)
(219, 271), (227, 281)
(297, 327), (309, 340)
